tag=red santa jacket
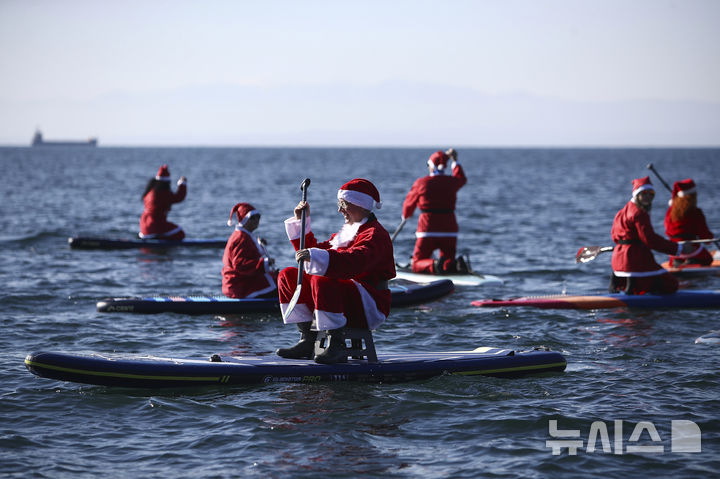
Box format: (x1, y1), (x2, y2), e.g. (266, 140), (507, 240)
(286, 214), (395, 328)
(139, 184), (187, 235)
(222, 227), (276, 298)
(402, 163), (467, 236)
(611, 200), (681, 276)
(664, 206), (713, 241)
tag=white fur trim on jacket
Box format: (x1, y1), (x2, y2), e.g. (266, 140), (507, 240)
(612, 268), (668, 277)
(415, 231), (458, 238)
(352, 280), (387, 330)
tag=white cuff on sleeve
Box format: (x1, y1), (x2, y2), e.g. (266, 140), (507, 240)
(304, 248), (329, 276)
(284, 216), (311, 240)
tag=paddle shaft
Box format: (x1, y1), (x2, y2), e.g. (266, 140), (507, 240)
(296, 179), (310, 286)
(390, 218), (407, 243)
(282, 178), (311, 321)
(646, 163), (673, 193)
(577, 238), (720, 263)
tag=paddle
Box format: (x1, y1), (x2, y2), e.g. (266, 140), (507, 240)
(646, 163), (673, 193)
(282, 178), (311, 321)
(575, 246), (614, 263)
(647, 163), (720, 250)
(390, 218), (407, 243)
(576, 238), (720, 263)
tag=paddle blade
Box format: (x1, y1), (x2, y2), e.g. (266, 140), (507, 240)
(283, 178), (310, 322)
(576, 246), (614, 263)
(282, 284), (303, 321)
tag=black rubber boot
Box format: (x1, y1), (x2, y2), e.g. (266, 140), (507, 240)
(433, 258), (449, 275)
(314, 328), (348, 364)
(455, 256), (469, 274)
(276, 322), (317, 359)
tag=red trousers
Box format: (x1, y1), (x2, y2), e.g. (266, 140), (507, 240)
(277, 267), (368, 329)
(411, 236), (456, 274)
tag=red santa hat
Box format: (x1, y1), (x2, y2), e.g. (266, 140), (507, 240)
(227, 202), (260, 226)
(427, 150), (449, 171)
(672, 178), (697, 198)
(631, 176), (654, 197)
(155, 164), (171, 181)
(337, 178), (382, 211)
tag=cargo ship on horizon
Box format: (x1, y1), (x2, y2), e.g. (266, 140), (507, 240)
(31, 130), (98, 147)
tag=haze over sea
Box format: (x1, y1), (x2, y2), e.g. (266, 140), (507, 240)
(1, 146), (719, 478)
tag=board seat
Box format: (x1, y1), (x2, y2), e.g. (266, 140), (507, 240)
(315, 328), (378, 363)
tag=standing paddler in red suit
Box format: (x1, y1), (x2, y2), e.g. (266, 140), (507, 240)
(139, 165), (187, 240)
(222, 203), (278, 299)
(276, 178), (396, 364)
(664, 178), (715, 266)
(402, 148), (468, 274)
(610, 176), (697, 294)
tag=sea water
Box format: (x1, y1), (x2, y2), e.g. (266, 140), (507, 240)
(1, 147), (718, 478)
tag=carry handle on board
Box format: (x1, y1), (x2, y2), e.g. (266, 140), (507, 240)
(282, 178), (311, 321)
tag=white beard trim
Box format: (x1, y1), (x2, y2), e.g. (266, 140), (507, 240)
(304, 218), (369, 276)
(329, 220), (364, 249)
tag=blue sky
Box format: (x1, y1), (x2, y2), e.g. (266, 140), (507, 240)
(1, 0), (719, 146)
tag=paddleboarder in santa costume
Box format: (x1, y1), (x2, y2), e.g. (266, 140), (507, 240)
(401, 148), (468, 274)
(664, 178), (715, 266)
(610, 176), (696, 294)
(139, 165), (187, 240)
(276, 178), (395, 364)
(222, 203), (278, 299)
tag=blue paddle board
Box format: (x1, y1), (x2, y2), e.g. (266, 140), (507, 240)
(96, 279), (455, 314)
(24, 347), (566, 388)
(69, 236), (227, 250)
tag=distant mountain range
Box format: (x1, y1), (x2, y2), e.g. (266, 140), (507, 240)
(2, 82), (719, 146)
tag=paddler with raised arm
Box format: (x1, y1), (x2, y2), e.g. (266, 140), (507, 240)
(610, 176), (697, 294)
(139, 164), (187, 240)
(276, 178), (395, 364)
(221, 203), (278, 299)
(401, 148), (468, 274)
(664, 178), (715, 266)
